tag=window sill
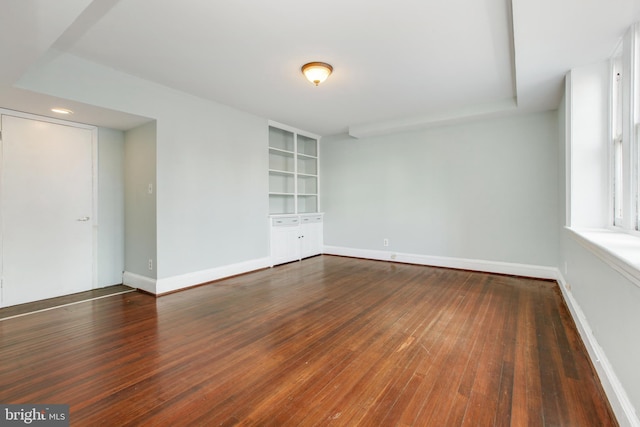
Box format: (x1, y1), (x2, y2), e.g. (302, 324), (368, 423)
(566, 227), (640, 289)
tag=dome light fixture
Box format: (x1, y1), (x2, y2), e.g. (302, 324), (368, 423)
(301, 62), (333, 86)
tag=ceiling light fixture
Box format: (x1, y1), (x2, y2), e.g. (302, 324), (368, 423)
(51, 108), (73, 115)
(301, 62), (333, 86)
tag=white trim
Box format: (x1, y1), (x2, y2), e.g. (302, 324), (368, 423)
(347, 98), (518, 139)
(125, 257), (272, 295)
(610, 53), (621, 228)
(567, 227), (640, 289)
(0, 108), (97, 130)
(155, 257), (271, 295)
(294, 132), (298, 214)
(322, 245), (557, 280)
(268, 120), (321, 140)
(122, 271), (157, 294)
(565, 71), (573, 228)
(91, 126), (98, 290)
(555, 271), (640, 427)
(0, 114), (4, 308)
(629, 24), (638, 232)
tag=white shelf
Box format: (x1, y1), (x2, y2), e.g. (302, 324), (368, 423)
(269, 149), (294, 173)
(269, 194), (295, 215)
(269, 126), (294, 152)
(269, 169), (295, 175)
(297, 134), (318, 157)
(268, 123), (319, 215)
(269, 147), (294, 156)
(297, 157), (317, 175)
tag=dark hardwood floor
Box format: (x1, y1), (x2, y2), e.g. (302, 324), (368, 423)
(0, 284), (134, 320)
(0, 256), (616, 426)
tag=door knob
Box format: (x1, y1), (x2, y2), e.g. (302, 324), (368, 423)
(77, 216), (90, 222)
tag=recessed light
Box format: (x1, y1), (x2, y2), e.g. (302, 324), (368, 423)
(51, 108), (73, 115)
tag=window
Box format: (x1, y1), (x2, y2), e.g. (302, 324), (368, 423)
(610, 23), (640, 232)
(635, 26), (640, 230)
(612, 52), (623, 225)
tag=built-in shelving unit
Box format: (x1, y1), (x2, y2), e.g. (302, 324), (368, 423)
(268, 123), (319, 215)
(268, 122), (323, 265)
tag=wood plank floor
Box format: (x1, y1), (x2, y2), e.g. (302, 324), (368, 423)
(0, 284), (134, 320)
(0, 256), (616, 426)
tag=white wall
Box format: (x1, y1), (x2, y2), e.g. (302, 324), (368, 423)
(567, 62), (610, 228)
(560, 232), (640, 418)
(124, 122), (157, 278)
(321, 111), (559, 267)
(97, 127), (125, 286)
(156, 103), (268, 280)
(18, 52), (269, 286)
(560, 60), (640, 422)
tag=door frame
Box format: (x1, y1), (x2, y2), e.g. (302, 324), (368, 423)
(0, 108), (98, 307)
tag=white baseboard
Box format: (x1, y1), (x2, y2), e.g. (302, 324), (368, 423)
(123, 257), (272, 296)
(122, 271), (157, 294)
(155, 257), (272, 295)
(323, 246), (558, 279)
(555, 272), (640, 427)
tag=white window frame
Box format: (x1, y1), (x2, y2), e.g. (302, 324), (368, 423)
(612, 51), (624, 226)
(610, 23), (640, 235)
(635, 25), (640, 230)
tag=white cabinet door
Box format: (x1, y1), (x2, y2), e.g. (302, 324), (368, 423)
(300, 215), (323, 259)
(270, 217), (301, 266)
(270, 215), (323, 266)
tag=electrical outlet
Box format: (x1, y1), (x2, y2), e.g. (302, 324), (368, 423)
(383, 238), (389, 247)
(148, 259), (153, 270)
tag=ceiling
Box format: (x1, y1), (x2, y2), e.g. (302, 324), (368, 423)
(1, 0), (639, 136)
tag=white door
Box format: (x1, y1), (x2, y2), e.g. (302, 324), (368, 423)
(1, 114), (94, 307)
